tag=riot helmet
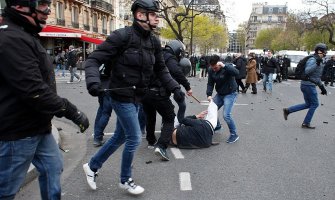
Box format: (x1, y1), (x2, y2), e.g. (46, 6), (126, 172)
(165, 39), (185, 58)
(131, 0), (160, 13)
(131, 0), (160, 30)
(314, 43), (327, 55)
(179, 57), (191, 76)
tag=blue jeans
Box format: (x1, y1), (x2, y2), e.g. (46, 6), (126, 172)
(213, 92), (238, 136)
(287, 84), (319, 125)
(94, 94), (113, 142)
(138, 103), (146, 133)
(0, 133), (63, 200)
(263, 73), (274, 92)
(69, 67), (80, 82)
(55, 64), (65, 77)
(89, 98), (142, 183)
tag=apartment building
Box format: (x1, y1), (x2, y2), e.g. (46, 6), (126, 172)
(1, 0), (179, 59)
(246, 2), (288, 50)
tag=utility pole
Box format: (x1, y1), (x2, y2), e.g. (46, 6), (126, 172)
(190, 0), (194, 56)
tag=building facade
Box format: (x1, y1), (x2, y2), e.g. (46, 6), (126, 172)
(246, 2), (288, 50)
(1, 0), (179, 60)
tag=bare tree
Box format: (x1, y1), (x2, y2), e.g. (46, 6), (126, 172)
(301, 0), (335, 45)
(158, 0), (222, 42)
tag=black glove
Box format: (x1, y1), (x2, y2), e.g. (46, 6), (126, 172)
(71, 110), (89, 133)
(173, 88), (185, 103)
(58, 100), (90, 133)
(319, 84), (327, 95)
(88, 84), (104, 97)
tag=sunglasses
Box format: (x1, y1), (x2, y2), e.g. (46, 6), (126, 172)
(35, 7), (51, 15)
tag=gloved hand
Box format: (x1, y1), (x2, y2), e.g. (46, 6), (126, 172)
(88, 84), (104, 97)
(173, 88), (185, 103)
(71, 110), (89, 133)
(57, 100), (90, 133)
(319, 84), (327, 95)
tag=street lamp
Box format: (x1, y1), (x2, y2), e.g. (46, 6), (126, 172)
(190, 0), (194, 56)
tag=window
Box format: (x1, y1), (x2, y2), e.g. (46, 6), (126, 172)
(72, 6), (79, 24)
(268, 16), (272, 22)
(0, 0), (5, 15)
(278, 16), (283, 22)
(102, 16), (107, 30)
(93, 13), (97, 28)
(84, 10), (89, 25)
(252, 16), (257, 22)
(268, 7), (273, 14)
(279, 8), (283, 13)
(110, 18), (115, 32)
(56, 1), (64, 20)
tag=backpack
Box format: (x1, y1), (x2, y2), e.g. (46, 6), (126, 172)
(99, 27), (132, 78)
(294, 55), (314, 80)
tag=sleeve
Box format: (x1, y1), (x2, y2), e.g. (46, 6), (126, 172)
(180, 115), (203, 126)
(152, 37), (180, 92)
(166, 56), (191, 91)
(0, 34), (68, 115)
(305, 57), (323, 86)
(206, 69), (215, 96)
(84, 31), (123, 89)
(225, 64), (240, 76)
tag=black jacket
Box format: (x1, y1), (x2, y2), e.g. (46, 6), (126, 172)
(206, 63), (239, 96)
(85, 22), (180, 103)
(233, 56), (247, 79)
(176, 115), (213, 149)
(0, 12), (72, 140)
(262, 56), (278, 74)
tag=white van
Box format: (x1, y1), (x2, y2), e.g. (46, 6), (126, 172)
(277, 50), (309, 77)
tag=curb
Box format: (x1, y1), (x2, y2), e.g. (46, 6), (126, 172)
(23, 124), (60, 186)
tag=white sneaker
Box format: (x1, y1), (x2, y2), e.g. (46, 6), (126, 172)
(83, 163), (98, 190)
(119, 178), (144, 195)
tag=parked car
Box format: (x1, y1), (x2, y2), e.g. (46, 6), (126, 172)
(277, 50), (309, 77)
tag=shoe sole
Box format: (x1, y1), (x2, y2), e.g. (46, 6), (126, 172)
(226, 136), (239, 144)
(119, 183), (145, 195)
(83, 164), (97, 190)
(154, 148), (169, 161)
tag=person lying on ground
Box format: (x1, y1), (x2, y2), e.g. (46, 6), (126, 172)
(171, 101), (219, 149)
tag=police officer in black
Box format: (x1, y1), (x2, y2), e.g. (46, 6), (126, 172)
(282, 55), (290, 81)
(142, 39), (192, 161)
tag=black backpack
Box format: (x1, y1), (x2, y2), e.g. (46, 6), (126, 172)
(294, 55), (314, 80)
(99, 27), (132, 78)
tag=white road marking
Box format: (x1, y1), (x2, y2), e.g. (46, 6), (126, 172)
(179, 172), (192, 191)
(234, 103), (248, 106)
(170, 147), (184, 159)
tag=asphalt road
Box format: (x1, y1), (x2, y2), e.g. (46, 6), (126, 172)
(16, 76), (335, 200)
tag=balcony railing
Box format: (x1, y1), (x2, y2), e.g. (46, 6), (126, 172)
(91, 0), (114, 14)
(73, 0), (90, 4)
(83, 24), (90, 31)
(56, 18), (65, 26)
(72, 22), (79, 28)
(93, 27), (98, 32)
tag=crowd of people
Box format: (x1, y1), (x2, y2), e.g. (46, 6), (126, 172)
(0, 0), (331, 198)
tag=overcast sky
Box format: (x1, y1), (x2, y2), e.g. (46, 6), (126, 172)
(220, 0), (309, 31)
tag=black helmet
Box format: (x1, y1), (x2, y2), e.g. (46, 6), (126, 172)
(179, 58), (191, 76)
(5, 0), (37, 7)
(165, 39), (185, 58)
(131, 0), (160, 13)
(314, 43), (327, 54)
(5, 0), (50, 12)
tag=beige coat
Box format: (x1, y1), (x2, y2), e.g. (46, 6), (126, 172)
(245, 58), (258, 83)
